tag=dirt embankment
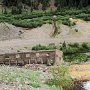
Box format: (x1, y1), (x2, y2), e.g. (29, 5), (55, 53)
(0, 19), (90, 53)
(0, 23), (23, 41)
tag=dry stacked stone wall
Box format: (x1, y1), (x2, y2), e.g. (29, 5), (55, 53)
(0, 49), (63, 66)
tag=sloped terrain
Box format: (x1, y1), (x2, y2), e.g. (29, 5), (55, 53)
(0, 19), (90, 53)
(0, 23), (23, 40)
(23, 19), (90, 42)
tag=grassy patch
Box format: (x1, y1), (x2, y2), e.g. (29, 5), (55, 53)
(64, 53), (88, 63)
(0, 65), (40, 88)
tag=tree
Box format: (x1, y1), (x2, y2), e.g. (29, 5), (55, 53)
(1, 0), (90, 12)
(2, 0), (8, 14)
(55, 0), (90, 9)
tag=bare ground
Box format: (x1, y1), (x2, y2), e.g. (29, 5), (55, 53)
(0, 19), (90, 53)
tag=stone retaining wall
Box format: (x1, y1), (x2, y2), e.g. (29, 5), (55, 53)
(0, 49), (63, 66)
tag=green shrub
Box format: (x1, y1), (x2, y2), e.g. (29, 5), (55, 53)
(64, 53), (88, 63)
(0, 15), (12, 23)
(81, 43), (89, 50)
(66, 47), (79, 54)
(76, 13), (90, 21)
(32, 44), (47, 50)
(12, 19), (43, 28)
(47, 65), (73, 90)
(62, 41), (67, 48)
(32, 44), (57, 50)
(60, 43), (90, 54)
(62, 19), (76, 26)
(68, 43), (79, 48)
(61, 45), (79, 54)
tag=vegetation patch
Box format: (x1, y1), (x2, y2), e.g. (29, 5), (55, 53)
(0, 66), (40, 88)
(0, 7), (90, 28)
(32, 44), (57, 51)
(32, 42), (90, 63)
(46, 65), (73, 90)
(64, 53), (88, 63)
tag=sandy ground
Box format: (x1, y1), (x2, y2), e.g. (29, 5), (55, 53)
(70, 64), (90, 80)
(0, 19), (90, 53)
